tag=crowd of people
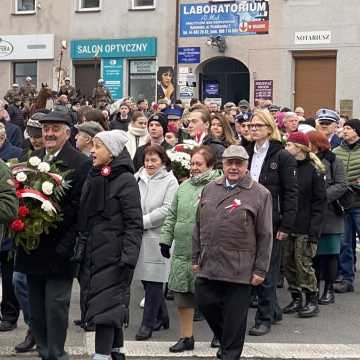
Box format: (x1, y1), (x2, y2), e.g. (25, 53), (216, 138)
(0, 79), (359, 360)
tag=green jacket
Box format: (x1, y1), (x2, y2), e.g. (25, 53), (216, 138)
(0, 160), (18, 225)
(160, 170), (221, 293)
(334, 142), (360, 208)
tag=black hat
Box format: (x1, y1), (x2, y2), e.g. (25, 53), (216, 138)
(39, 111), (72, 126)
(148, 112), (168, 135)
(344, 119), (360, 137)
(269, 105), (280, 112)
(235, 112), (252, 123)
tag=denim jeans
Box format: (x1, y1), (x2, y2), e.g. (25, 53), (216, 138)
(339, 208), (360, 283)
(13, 271), (31, 326)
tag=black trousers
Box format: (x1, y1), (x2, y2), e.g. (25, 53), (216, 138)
(313, 254), (338, 283)
(27, 274), (73, 360)
(95, 325), (124, 355)
(195, 277), (252, 360)
(0, 251), (20, 324)
(142, 281), (168, 328)
(255, 238), (282, 327)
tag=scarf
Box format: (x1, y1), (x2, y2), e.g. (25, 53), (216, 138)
(128, 124), (147, 137)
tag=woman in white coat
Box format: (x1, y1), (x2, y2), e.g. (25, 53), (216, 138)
(134, 144), (179, 341)
(125, 111), (149, 158)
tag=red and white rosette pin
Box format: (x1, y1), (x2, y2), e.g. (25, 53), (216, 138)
(101, 166), (112, 177)
(225, 199), (241, 213)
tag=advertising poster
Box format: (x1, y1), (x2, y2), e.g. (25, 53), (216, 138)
(102, 58), (123, 100)
(254, 80), (273, 101)
(157, 66), (175, 103)
(180, 0), (269, 37)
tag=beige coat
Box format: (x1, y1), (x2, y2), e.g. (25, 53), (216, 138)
(192, 173), (273, 284)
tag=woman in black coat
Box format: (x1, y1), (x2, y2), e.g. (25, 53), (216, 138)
(79, 129), (143, 360)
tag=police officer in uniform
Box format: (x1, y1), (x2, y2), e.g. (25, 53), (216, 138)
(58, 78), (76, 103)
(19, 77), (37, 105)
(4, 84), (20, 105)
(91, 79), (113, 108)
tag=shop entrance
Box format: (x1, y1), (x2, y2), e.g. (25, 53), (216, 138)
(197, 57), (250, 105)
(74, 61), (101, 101)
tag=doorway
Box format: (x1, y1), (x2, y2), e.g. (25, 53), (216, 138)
(74, 61), (101, 100)
(198, 57), (250, 105)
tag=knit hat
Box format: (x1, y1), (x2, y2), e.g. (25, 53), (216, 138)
(94, 130), (128, 157)
(287, 131), (310, 147)
(148, 112), (168, 135)
(344, 119), (360, 137)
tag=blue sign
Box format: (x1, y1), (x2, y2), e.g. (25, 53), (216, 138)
(102, 58), (123, 101)
(178, 47), (201, 64)
(180, 1), (269, 37)
(70, 37), (157, 59)
(204, 82), (220, 97)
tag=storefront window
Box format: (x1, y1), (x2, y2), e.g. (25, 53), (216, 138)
(131, 0), (155, 10)
(129, 60), (156, 103)
(13, 62), (37, 87)
(15, 0), (36, 13)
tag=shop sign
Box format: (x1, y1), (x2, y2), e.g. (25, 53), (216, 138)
(130, 60), (156, 74)
(179, 86), (194, 98)
(180, 1), (269, 37)
(71, 37), (157, 59)
(0, 34), (54, 60)
(254, 80), (273, 100)
(340, 99), (353, 119)
(102, 58), (123, 101)
(295, 31), (331, 45)
(178, 47), (201, 63)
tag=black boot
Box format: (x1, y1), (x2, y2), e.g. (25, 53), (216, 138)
(135, 325), (152, 341)
(14, 330), (36, 353)
(319, 283), (335, 305)
(283, 292), (302, 314)
(111, 352), (125, 360)
(298, 292), (319, 318)
(169, 336), (194, 352)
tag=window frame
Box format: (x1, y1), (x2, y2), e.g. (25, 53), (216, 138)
(77, 0), (102, 12)
(14, 0), (36, 15)
(13, 61), (38, 87)
(131, 0), (156, 10)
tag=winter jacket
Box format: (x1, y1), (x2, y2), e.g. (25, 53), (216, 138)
(318, 151), (347, 234)
(81, 150), (143, 328)
(292, 156), (327, 240)
(334, 141), (360, 208)
(0, 141), (22, 161)
(160, 170), (222, 293)
(248, 140), (298, 233)
(133, 167), (178, 282)
(15, 142), (91, 276)
(125, 124), (148, 159)
(7, 105), (25, 132)
(3, 121), (23, 148)
(192, 174), (273, 284)
(0, 160), (18, 225)
(109, 115), (131, 131)
(202, 135), (226, 169)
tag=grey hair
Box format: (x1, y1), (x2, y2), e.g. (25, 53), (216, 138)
(284, 112), (298, 120)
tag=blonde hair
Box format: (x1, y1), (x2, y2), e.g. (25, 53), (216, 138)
(252, 109), (281, 141)
(292, 143), (326, 173)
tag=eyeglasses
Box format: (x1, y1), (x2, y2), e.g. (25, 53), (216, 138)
(250, 123), (268, 129)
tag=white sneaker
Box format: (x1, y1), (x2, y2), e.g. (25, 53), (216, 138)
(139, 297), (145, 308)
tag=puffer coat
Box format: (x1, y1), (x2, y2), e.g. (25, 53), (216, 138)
(160, 170), (222, 293)
(81, 150), (143, 328)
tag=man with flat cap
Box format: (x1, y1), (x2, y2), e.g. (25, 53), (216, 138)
(193, 145), (273, 360)
(15, 111), (91, 360)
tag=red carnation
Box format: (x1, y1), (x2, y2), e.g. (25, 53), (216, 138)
(14, 180), (22, 190)
(101, 166), (112, 177)
(175, 145), (184, 152)
(10, 219), (25, 232)
(16, 190), (22, 198)
(18, 206), (30, 218)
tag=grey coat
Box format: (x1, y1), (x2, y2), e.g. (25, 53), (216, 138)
(321, 152), (347, 234)
(134, 167), (179, 282)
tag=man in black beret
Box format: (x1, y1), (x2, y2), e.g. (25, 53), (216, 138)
(14, 111), (91, 360)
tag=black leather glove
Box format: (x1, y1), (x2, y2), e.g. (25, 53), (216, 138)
(70, 233), (88, 263)
(121, 304), (129, 328)
(160, 243), (171, 259)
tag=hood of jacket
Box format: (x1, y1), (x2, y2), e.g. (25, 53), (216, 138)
(136, 165), (174, 182)
(109, 147), (134, 175)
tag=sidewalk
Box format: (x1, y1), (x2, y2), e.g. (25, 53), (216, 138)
(0, 275), (359, 359)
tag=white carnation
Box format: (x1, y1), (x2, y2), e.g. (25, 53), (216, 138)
(28, 156), (42, 167)
(16, 172), (27, 182)
(42, 181), (54, 195)
(41, 200), (55, 214)
(38, 162), (51, 173)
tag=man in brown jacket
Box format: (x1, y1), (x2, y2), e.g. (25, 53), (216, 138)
(192, 145), (273, 360)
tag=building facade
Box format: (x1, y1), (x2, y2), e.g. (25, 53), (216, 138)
(0, 0), (359, 118)
(0, 0), (176, 103)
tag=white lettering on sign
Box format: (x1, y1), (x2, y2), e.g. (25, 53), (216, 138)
(295, 31), (331, 45)
(76, 43), (148, 56)
(183, 1), (267, 15)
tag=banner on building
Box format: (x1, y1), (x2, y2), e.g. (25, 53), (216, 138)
(157, 66), (175, 103)
(180, 1), (269, 37)
(254, 80), (273, 101)
(102, 58), (123, 101)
